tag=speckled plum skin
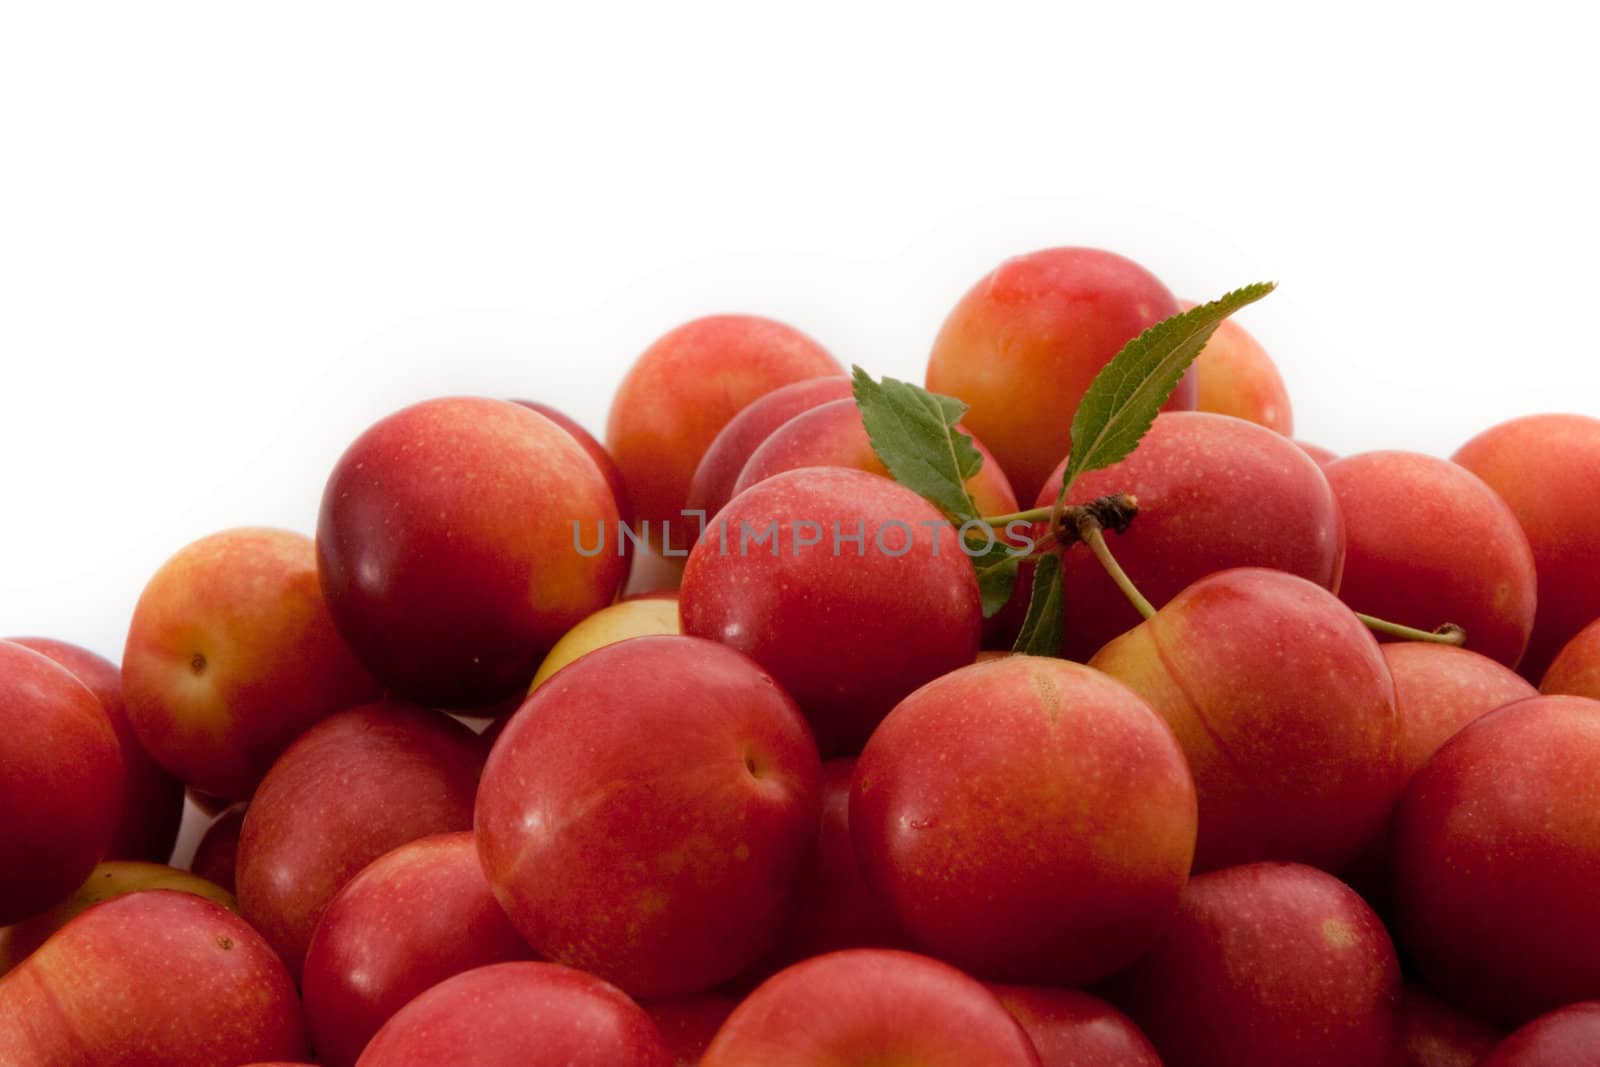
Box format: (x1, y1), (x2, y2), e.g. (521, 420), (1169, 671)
(1343, 643), (1536, 912)
(475, 635), (821, 1000)
(605, 314), (843, 548)
(355, 962), (673, 1067)
(1189, 303), (1294, 435)
(235, 703), (484, 982)
(989, 985), (1163, 1067)
(122, 527), (378, 800)
(514, 399), (634, 547)
(1480, 1003), (1600, 1067)
(10, 638), (183, 865)
(686, 375), (854, 535)
(732, 397), (1018, 517)
(925, 245), (1187, 504)
(301, 832), (535, 1067)
(1112, 862), (1404, 1067)
(1542, 617), (1600, 699)
(702, 949), (1042, 1067)
(0, 640), (123, 925)
(317, 396), (626, 707)
(1326, 450), (1538, 668)
(1090, 568), (1402, 873)
(1038, 411), (1346, 662)
(0, 860), (234, 974)
(1391, 695), (1600, 1027)
(1454, 413), (1600, 680)
(851, 656), (1196, 985)
(680, 466), (983, 756)
(0, 891), (309, 1067)
(728, 397), (1027, 651)
(1384, 643), (1539, 779)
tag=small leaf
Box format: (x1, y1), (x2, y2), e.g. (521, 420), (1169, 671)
(971, 542), (1021, 619)
(852, 366), (983, 524)
(1011, 552), (1065, 656)
(1059, 282), (1276, 499)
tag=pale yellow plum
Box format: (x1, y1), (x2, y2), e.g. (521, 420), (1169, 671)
(530, 595), (681, 691)
(1186, 302), (1293, 435)
(0, 861), (234, 974)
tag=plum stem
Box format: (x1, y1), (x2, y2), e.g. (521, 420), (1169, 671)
(1078, 515), (1157, 621)
(979, 506), (1055, 527)
(1356, 614), (1468, 646)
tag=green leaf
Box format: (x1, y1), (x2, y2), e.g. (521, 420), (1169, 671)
(1058, 282), (1276, 499)
(1011, 552), (1065, 656)
(971, 541), (1022, 619)
(852, 366), (983, 524)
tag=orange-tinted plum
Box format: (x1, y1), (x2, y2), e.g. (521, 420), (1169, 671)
(1454, 414), (1600, 679)
(0, 891), (307, 1066)
(476, 636), (821, 999)
(990, 986), (1163, 1067)
(686, 376), (854, 535)
(354, 962), (672, 1067)
(122, 528), (378, 799)
(702, 949), (1041, 1066)
(1326, 451), (1537, 667)
(605, 315), (842, 548)
(1112, 862), (1403, 1067)
(1039, 412), (1345, 662)
(514, 399), (632, 532)
(1391, 695), (1600, 1026)
(1188, 303), (1293, 434)
(236, 703), (483, 980)
(302, 832), (535, 1067)
(10, 638), (182, 864)
(1090, 568), (1401, 873)
(1480, 1003), (1600, 1067)
(852, 656), (1195, 984)
(318, 397), (626, 707)
(731, 397), (1019, 517)
(680, 467), (982, 755)
(925, 246), (1185, 503)
(1401, 987), (1503, 1067)
(1542, 616), (1600, 699)
(0, 640), (122, 925)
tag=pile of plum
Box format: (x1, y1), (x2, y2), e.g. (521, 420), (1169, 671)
(4, 246), (1599, 1066)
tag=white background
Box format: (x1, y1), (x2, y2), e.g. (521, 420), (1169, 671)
(3, 2), (1597, 662)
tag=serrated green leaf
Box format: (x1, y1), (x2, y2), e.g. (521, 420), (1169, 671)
(852, 366), (983, 524)
(1058, 282), (1276, 499)
(1011, 552), (1064, 656)
(971, 542), (1022, 619)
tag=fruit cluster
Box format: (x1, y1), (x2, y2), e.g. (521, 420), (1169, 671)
(4, 246), (1600, 1066)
